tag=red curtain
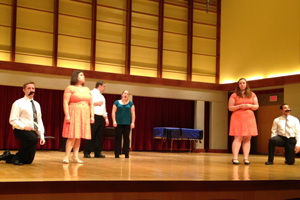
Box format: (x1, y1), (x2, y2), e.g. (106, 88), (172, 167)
(0, 85), (194, 152)
(0, 85), (23, 149)
(132, 96), (194, 151)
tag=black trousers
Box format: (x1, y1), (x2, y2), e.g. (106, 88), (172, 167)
(114, 125), (130, 157)
(268, 135), (296, 165)
(10, 129), (38, 164)
(84, 115), (105, 155)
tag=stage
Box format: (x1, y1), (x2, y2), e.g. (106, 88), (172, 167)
(0, 151), (300, 200)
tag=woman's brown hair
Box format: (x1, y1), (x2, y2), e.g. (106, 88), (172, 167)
(235, 78), (252, 98)
(70, 70), (84, 86)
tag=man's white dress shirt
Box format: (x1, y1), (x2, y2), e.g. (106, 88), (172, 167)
(9, 96), (45, 139)
(271, 115), (300, 147)
(91, 88), (107, 117)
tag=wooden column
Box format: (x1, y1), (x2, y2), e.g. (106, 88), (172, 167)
(90, 0), (97, 71)
(157, 0), (164, 78)
(215, 0), (221, 83)
(187, 0), (194, 81)
(10, 0), (17, 62)
(125, 0), (132, 75)
(52, 0), (59, 67)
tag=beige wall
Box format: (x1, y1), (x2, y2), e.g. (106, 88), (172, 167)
(220, 0), (300, 83)
(0, 70), (228, 150)
(195, 100), (205, 149)
(210, 102), (228, 150)
(0, 69), (226, 102)
(284, 84), (300, 120)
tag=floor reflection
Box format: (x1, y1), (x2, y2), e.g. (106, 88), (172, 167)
(63, 163), (83, 180)
(232, 165), (250, 180)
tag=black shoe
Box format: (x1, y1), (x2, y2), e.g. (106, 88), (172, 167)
(232, 159), (240, 165)
(13, 160), (23, 165)
(95, 154), (105, 158)
(265, 161), (274, 165)
(244, 159), (250, 165)
(84, 153), (91, 158)
(285, 160), (288, 164)
(115, 155), (119, 158)
(12, 157), (23, 166)
(0, 150), (11, 161)
(125, 155), (129, 158)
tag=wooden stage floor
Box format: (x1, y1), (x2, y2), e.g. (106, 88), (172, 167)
(1, 151), (300, 181)
(1, 151), (300, 200)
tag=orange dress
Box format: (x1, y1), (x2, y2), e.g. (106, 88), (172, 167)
(229, 92), (258, 136)
(62, 85), (91, 139)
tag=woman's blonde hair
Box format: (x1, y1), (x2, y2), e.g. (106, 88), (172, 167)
(121, 90), (130, 99)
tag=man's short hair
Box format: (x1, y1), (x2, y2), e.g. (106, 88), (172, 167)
(23, 81), (35, 89)
(95, 81), (104, 88)
(280, 103), (288, 110)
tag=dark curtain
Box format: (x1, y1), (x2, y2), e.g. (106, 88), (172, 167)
(0, 85), (23, 149)
(132, 96), (195, 151)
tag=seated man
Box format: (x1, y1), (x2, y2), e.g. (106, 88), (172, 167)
(265, 104), (300, 165)
(0, 81), (45, 165)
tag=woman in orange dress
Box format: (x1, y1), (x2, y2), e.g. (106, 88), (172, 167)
(228, 78), (259, 165)
(62, 70), (94, 164)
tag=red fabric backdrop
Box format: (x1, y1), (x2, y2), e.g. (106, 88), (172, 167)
(0, 85), (194, 151)
(132, 96), (195, 151)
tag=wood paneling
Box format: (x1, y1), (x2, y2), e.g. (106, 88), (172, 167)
(0, 60), (221, 90)
(2, 59), (300, 90)
(257, 105), (281, 154)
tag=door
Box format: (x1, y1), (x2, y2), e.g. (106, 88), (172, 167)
(257, 105), (282, 154)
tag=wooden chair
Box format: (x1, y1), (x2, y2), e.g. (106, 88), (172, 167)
(37, 135), (55, 149)
(102, 127), (115, 148)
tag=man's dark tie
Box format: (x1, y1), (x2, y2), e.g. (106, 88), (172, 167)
(286, 117), (291, 137)
(30, 100), (38, 131)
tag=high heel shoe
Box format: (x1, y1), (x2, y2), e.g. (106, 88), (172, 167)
(244, 159), (250, 165)
(232, 159), (240, 165)
(72, 157), (83, 164)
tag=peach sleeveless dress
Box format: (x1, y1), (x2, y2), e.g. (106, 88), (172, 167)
(229, 92), (258, 136)
(62, 85), (91, 139)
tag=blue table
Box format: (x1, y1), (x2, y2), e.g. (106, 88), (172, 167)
(153, 127), (203, 152)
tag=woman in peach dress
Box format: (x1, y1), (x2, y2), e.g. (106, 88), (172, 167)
(62, 70), (94, 164)
(228, 78), (259, 165)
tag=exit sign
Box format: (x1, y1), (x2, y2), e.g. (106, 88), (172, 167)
(270, 95), (277, 102)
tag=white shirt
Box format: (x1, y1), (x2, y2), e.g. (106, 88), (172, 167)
(9, 96), (45, 139)
(91, 88), (107, 117)
(271, 115), (300, 147)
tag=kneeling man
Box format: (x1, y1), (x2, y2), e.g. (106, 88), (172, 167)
(265, 104), (300, 165)
(0, 81), (45, 165)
